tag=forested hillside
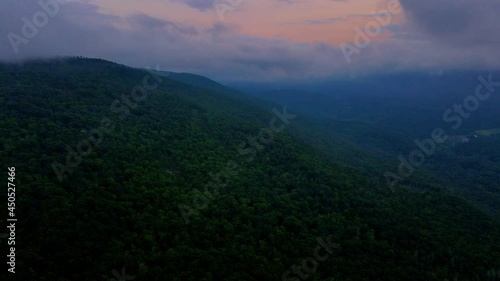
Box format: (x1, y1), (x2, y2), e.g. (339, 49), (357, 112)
(234, 74), (500, 220)
(0, 58), (499, 281)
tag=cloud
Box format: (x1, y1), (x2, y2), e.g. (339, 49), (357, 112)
(126, 14), (170, 30)
(399, 0), (500, 47)
(171, 0), (214, 11)
(126, 13), (199, 36)
(305, 17), (343, 25)
(0, 0), (314, 81)
(0, 0), (499, 82)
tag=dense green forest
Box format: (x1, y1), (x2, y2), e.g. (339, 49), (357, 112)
(233, 74), (500, 220)
(1, 58), (499, 281)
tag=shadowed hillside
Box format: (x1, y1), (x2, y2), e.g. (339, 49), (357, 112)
(0, 58), (499, 281)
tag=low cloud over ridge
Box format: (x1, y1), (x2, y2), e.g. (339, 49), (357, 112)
(1, 0), (500, 82)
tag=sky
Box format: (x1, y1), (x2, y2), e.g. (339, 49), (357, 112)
(1, 0), (499, 82)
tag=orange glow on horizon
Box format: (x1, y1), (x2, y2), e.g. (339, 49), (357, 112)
(87, 0), (405, 46)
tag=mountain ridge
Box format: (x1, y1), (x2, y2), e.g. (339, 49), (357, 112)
(1, 57), (499, 281)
